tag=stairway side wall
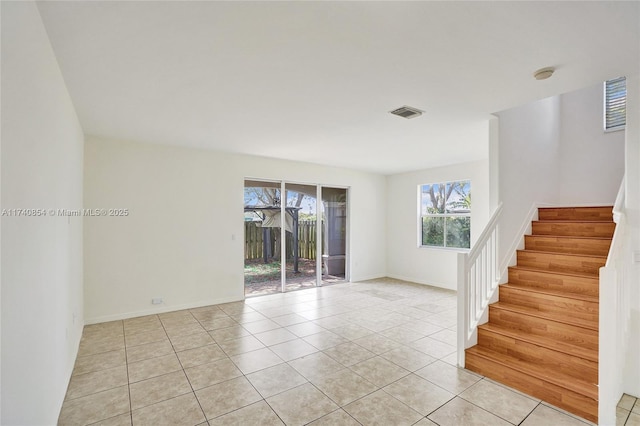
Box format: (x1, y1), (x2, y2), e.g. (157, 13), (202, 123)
(558, 84), (625, 204)
(495, 83), (625, 278)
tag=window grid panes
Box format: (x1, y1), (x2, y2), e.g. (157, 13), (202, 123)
(420, 181), (471, 249)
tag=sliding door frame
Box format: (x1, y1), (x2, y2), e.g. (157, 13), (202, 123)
(244, 177), (350, 295)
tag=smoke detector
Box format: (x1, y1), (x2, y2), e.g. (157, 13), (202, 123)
(533, 67), (555, 80)
(389, 105), (424, 119)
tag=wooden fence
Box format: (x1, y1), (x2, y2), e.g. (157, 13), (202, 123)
(245, 220), (319, 260)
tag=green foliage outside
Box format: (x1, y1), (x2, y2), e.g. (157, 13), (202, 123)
(446, 216), (471, 248)
(421, 181), (471, 249)
(422, 217), (444, 246)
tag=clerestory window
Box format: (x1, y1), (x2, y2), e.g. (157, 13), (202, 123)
(604, 77), (626, 132)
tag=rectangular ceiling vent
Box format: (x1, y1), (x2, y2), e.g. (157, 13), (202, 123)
(389, 105), (423, 119)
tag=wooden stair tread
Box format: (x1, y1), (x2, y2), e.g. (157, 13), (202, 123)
(517, 249), (606, 260)
(524, 235), (612, 256)
(508, 265), (599, 281)
(538, 206), (613, 222)
(465, 205), (611, 423)
(488, 305), (598, 350)
(478, 323), (598, 362)
(465, 346), (598, 400)
(501, 283), (599, 303)
(531, 220), (615, 238)
(535, 220), (613, 223)
(516, 250), (605, 276)
(507, 266), (599, 298)
(491, 301), (598, 331)
(525, 234), (612, 241)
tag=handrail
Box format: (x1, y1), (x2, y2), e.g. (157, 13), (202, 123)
(457, 202), (503, 367)
(599, 178), (629, 425)
(468, 203), (504, 260)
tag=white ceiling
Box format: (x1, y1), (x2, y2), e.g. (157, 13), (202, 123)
(36, 1), (640, 175)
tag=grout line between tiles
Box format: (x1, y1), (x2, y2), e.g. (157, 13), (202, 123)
(64, 281), (617, 426)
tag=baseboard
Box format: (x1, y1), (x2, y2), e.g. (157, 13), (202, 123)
(84, 295), (244, 324)
(385, 273), (455, 291)
(350, 273), (387, 283)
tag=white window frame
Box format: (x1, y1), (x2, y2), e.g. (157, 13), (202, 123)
(604, 77), (626, 132)
(418, 180), (471, 250)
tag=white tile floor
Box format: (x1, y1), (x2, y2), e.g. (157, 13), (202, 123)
(59, 278), (638, 425)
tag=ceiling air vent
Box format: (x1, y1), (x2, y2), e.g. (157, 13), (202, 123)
(389, 105), (424, 119)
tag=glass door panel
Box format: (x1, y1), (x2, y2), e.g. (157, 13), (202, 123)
(284, 183), (318, 292)
(243, 180), (282, 297)
(321, 187), (347, 285)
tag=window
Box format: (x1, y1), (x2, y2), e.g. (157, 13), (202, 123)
(604, 77), (626, 131)
(420, 181), (471, 249)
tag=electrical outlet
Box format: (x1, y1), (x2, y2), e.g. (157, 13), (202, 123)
(152, 298), (163, 305)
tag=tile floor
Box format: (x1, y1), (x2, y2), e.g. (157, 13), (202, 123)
(59, 278), (638, 426)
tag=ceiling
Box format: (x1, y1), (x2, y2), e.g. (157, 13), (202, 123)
(36, 1), (640, 175)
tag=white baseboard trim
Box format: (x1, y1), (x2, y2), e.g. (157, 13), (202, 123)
(84, 295), (244, 324)
(386, 273), (455, 291)
(350, 273), (387, 283)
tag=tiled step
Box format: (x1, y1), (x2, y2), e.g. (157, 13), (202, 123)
(477, 324), (598, 380)
(489, 303), (598, 351)
(516, 250), (605, 276)
(524, 235), (612, 256)
(508, 267), (599, 298)
(498, 285), (598, 326)
(538, 206), (613, 222)
(465, 346), (598, 423)
(532, 221), (615, 238)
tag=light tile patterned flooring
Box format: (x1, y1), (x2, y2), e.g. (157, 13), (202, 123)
(59, 278), (639, 426)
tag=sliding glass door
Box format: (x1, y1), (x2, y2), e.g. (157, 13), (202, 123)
(284, 183), (318, 292)
(243, 180), (283, 296)
(321, 187), (347, 285)
(244, 180), (348, 297)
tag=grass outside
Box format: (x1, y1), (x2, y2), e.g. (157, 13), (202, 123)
(244, 257), (343, 296)
(244, 261), (282, 284)
(244, 258), (317, 284)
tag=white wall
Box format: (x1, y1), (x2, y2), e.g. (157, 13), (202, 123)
(84, 137), (386, 323)
(496, 95), (562, 270)
(558, 83), (625, 204)
(1, 2), (84, 424)
(495, 83), (625, 271)
(386, 160), (490, 290)
(622, 73), (640, 396)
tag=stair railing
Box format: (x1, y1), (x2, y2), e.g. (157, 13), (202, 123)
(457, 202), (503, 367)
(599, 179), (630, 425)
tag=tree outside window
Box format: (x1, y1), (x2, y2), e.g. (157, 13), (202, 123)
(420, 181), (471, 249)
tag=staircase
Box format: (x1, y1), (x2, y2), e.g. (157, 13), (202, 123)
(465, 206), (614, 424)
